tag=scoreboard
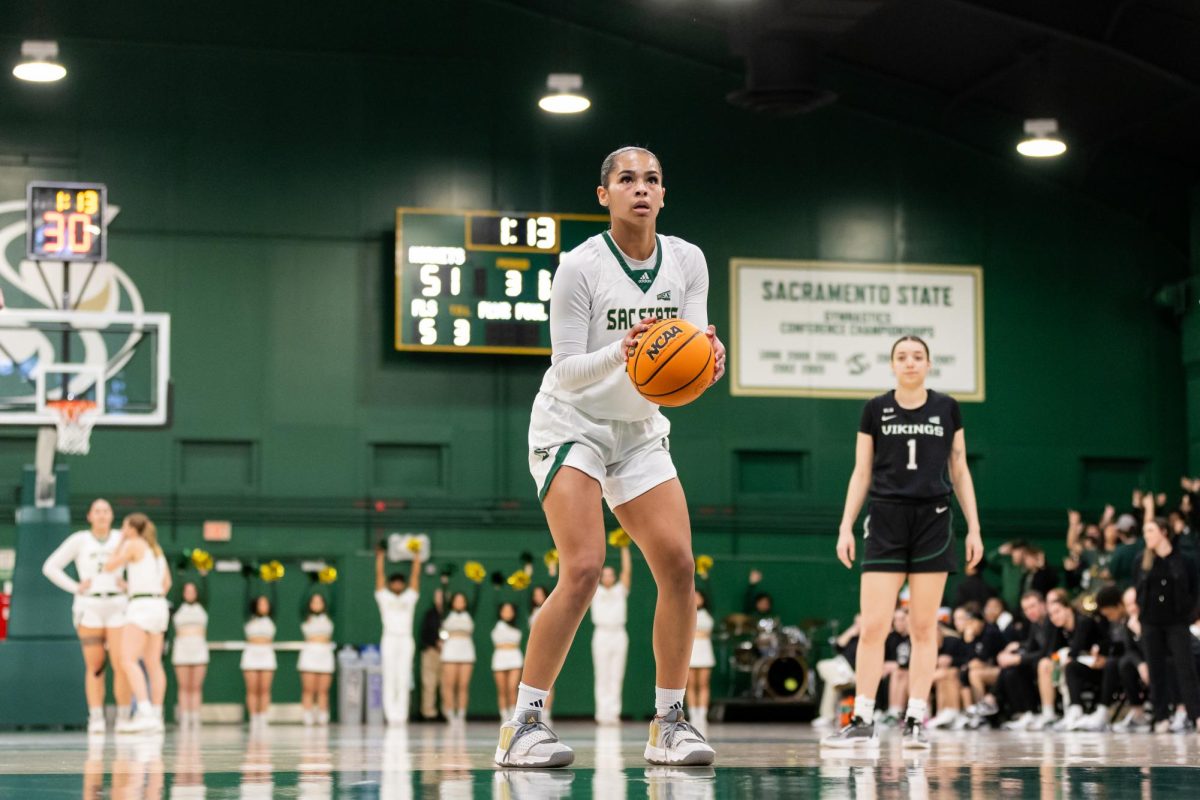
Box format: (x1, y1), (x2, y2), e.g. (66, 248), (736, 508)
(26, 182), (108, 262)
(395, 207), (609, 355)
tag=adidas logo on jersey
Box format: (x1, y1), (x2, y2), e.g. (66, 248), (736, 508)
(657, 290), (671, 301)
(638, 272), (651, 284)
(644, 324), (684, 361)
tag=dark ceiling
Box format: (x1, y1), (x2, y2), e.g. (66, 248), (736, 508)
(3, 0), (1198, 245)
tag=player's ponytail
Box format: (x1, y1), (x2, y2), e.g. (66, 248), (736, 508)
(125, 512), (161, 556)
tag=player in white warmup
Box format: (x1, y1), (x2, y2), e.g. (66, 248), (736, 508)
(42, 498), (133, 733)
(494, 146), (725, 769)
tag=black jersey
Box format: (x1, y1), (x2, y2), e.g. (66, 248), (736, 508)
(860, 389), (963, 502)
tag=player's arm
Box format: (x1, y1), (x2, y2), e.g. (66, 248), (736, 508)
(679, 243), (725, 385)
(619, 545), (632, 593)
(104, 538), (135, 572)
(160, 556), (172, 595)
(409, 552), (422, 594)
(42, 534), (82, 594)
(375, 545), (386, 593)
(836, 433), (874, 569)
(547, 256), (632, 390)
(949, 428), (983, 569)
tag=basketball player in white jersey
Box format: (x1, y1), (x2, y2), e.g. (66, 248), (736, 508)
(495, 146), (725, 769)
(42, 498), (132, 733)
(591, 544), (631, 724)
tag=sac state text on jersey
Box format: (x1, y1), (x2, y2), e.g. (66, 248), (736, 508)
(605, 306), (681, 330)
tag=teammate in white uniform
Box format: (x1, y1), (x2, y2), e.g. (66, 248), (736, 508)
(440, 585), (480, 723)
(496, 146), (724, 769)
(104, 513), (171, 733)
(42, 498), (132, 733)
(242, 594), (277, 730)
(171, 579), (209, 728)
(375, 544), (421, 725)
(491, 602), (525, 719)
(298, 592), (336, 726)
(687, 590), (716, 723)
(591, 545), (631, 724)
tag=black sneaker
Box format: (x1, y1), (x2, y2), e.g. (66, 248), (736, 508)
(901, 716), (930, 749)
(820, 716), (879, 749)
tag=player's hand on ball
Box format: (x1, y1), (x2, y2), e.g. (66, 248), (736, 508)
(622, 317), (658, 359)
(705, 325), (726, 385)
(965, 530), (984, 569)
(836, 529), (855, 569)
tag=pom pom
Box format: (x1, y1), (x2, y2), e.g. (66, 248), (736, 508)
(695, 555), (713, 579)
(318, 566), (338, 584)
(507, 570), (531, 591)
(464, 561), (486, 584)
(607, 528), (631, 548)
(543, 549), (559, 568)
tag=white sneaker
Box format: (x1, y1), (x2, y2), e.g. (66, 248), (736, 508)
(644, 708), (715, 766)
(1027, 713), (1058, 731)
(812, 716), (837, 729)
(927, 708), (960, 729)
(494, 709), (575, 768)
(1062, 705), (1085, 731)
(1112, 709), (1150, 733)
(1002, 712), (1034, 731)
(1073, 707), (1109, 732)
(117, 712), (158, 735)
(87, 715), (107, 734)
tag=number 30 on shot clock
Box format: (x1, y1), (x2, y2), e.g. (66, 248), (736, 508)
(25, 181), (108, 262)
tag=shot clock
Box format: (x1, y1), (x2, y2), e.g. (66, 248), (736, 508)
(395, 207), (609, 355)
(26, 182), (108, 262)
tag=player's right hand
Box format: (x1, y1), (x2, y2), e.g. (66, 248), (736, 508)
(76, 578), (92, 594)
(836, 531), (855, 569)
(622, 317), (658, 359)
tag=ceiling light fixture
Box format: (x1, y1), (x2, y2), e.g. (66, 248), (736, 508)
(12, 40), (66, 83)
(538, 73), (590, 114)
(1017, 118), (1066, 158)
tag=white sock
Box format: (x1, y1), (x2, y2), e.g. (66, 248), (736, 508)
(118, 705), (131, 721)
(905, 699), (927, 721)
(513, 683), (550, 720)
(1041, 704), (1055, 717)
(89, 706), (103, 719)
(854, 696), (876, 721)
(655, 687), (686, 717)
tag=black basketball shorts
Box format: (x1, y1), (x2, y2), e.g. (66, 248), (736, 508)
(861, 499), (957, 574)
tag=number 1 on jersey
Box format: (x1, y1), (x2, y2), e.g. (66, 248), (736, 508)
(906, 439), (918, 471)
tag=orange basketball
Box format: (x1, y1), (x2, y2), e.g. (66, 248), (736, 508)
(626, 318), (715, 407)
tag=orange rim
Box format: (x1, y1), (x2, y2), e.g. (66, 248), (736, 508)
(47, 399), (98, 422)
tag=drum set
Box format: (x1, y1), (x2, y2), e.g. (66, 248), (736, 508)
(721, 613), (814, 702)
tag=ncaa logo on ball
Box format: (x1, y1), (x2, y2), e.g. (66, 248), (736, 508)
(645, 325), (684, 361)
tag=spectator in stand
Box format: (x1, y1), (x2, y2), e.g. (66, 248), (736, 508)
(813, 616), (861, 729)
(953, 559), (994, 611)
(1134, 509), (1200, 732)
(744, 569), (774, 619)
(936, 606), (1005, 729)
(418, 580), (446, 721)
(1028, 588), (1077, 731)
(1021, 546), (1060, 598)
(1061, 585), (1124, 731)
(984, 597), (1017, 641)
(969, 591), (1061, 730)
(985, 541), (1029, 614)
(1108, 515), (1144, 587)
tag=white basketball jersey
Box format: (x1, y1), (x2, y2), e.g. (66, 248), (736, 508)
(42, 529), (124, 595)
(539, 232), (709, 421)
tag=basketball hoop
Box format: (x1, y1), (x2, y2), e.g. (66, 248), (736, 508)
(47, 399), (99, 455)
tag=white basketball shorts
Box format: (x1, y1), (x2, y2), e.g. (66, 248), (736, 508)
(528, 391), (676, 509)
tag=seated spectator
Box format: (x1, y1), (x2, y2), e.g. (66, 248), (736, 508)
(1063, 585), (1124, 731)
(954, 558), (994, 611)
(1022, 546), (1060, 598)
(1110, 586), (1150, 732)
(813, 616), (860, 729)
(969, 591), (1062, 730)
(984, 596), (1017, 640)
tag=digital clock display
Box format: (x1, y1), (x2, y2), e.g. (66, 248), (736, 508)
(395, 208), (609, 355)
(26, 182), (108, 262)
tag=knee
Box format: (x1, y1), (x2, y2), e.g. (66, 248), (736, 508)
(558, 561), (603, 604)
(859, 615), (890, 645)
(659, 547), (696, 592)
(909, 621), (937, 647)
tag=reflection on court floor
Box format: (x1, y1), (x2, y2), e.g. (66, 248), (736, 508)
(0, 722), (1198, 798)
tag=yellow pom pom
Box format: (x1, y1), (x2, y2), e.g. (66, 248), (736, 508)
(318, 566), (338, 584)
(695, 555), (713, 578)
(543, 549), (559, 568)
(191, 549), (214, 572)
(506, 570), (531, 591)
(260, 560), (285, 583)
(465, 561), (486, 583)
(607, 528), (631, 548)
(406, 537), (423, 554)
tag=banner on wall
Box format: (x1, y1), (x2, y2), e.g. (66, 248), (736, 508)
(730, 259), (984, 401)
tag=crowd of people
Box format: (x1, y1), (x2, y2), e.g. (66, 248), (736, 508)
(815, 484), (1200, 734)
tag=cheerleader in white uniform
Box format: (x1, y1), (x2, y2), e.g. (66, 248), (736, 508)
(687, 590), (716, 722)
(591, 545), (631, 724)
(104, 513), (171, 734)
(172, 580), (210, 727)
(491, 602), (524, 719)
(42, 497), (132, 733)
(439, 585), (479, 723)
(242, 594), (277, 729)
(298, 593), (336, 726)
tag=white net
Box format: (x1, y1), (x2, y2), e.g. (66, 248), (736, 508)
(50, 401), (99, 455)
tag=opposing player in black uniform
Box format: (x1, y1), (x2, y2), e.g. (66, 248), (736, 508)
(822, 335), (982, 749)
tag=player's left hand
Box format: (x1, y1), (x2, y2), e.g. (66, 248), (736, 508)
(705, 325), (726, 385)
(965, 529), (983, 569)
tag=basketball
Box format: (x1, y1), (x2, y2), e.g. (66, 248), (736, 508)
(626, 318), (715, 407)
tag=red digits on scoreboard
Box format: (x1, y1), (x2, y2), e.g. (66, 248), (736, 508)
(42, 211), (94, 255)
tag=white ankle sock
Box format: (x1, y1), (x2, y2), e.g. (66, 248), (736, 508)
(854, 696), (876, 721)
(89, 706), (103, 719)
(905, 699), (927, 721)
(514, 683), (550, 720)
(655, 687), (686, 717)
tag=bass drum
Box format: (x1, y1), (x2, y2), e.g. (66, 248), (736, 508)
(753, 654), (809, 700)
